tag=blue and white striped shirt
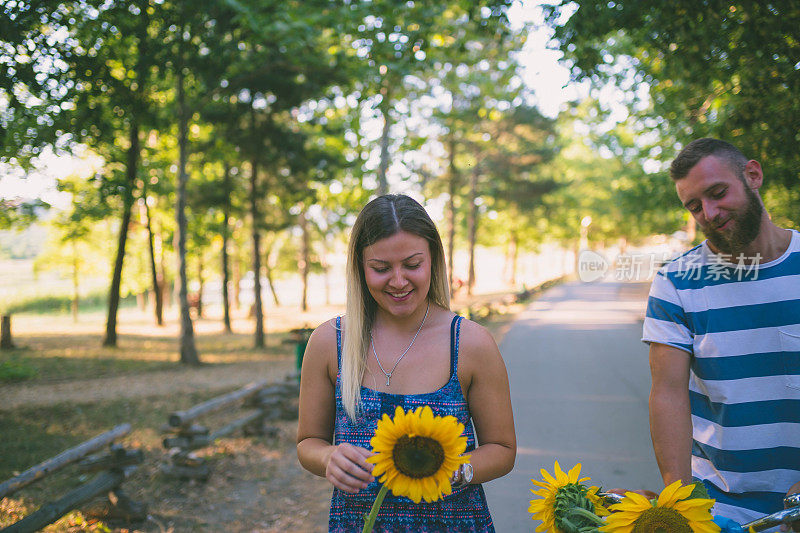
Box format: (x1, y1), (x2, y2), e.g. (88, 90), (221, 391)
(643, 230), (800, 526)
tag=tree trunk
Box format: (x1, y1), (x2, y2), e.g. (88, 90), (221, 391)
(144, 188), (164, 326)
(103, 120), (139, 347)
(509, 232), (519, 287)
(1, 315), (13, 350)
(467, 165), (479, 296)
(299, 210), (310, 311)
(249, 121), (265, 348)
(232, 245), (241, 311)
(376, 100), (391, 196)
(196, 254), (204, 319)
(71, 240), (79, 323)
(446, 136), (458, 295)
(160, 241), (170, 310)
(264, 241), (280, 307)
(321, 245), (331, 306)
(221, 165), (232, 333)
(175, 68), (199, 365)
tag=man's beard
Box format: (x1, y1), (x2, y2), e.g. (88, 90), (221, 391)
(702, 185), (763, 255)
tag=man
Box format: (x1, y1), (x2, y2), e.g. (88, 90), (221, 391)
(643, 138), (800, 526)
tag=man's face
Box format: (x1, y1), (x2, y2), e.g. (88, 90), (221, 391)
(675, 155), (764, 255)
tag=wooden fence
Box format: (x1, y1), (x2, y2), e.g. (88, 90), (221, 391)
(160, 378), (300, 480)
(1, 377), (300, 529)
(0, 424), (145, 533)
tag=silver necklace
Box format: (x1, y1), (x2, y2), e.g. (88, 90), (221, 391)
(371, 301), (430, 386)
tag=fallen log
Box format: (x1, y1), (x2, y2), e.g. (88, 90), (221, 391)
(0, 424), (131, 499)
(168, 381), (268, 427)
(1, 470), (124, 533)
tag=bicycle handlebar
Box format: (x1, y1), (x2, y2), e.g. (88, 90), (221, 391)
(740, 506), (800, 531)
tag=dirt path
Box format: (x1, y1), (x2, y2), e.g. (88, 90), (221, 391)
(0, 359), (296, 411)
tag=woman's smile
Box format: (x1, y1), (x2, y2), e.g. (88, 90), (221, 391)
(362, 231), (431, 318)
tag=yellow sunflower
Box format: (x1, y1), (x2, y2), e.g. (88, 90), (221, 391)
(367, 405), (469, 504)
(599, 480), (720, 533)
(529, 461), (609, 532)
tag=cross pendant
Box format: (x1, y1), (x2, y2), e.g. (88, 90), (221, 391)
(385, 375), (391, 386)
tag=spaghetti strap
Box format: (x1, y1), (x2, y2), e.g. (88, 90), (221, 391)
(335, 316), (342, 369)
(449, 315), (463, 379)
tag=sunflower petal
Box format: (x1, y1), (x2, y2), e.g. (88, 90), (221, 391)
(658, 479), (693, 506)
(567, 462), (583, 483)
(611, 491), (652, 511)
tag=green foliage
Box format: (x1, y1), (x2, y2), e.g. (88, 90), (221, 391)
(544, 0), (800, 225)
(688, 481), (710, 501)
(2, 0), (532, 317)
(0, 3), (71, 163)
(0, 198), (48, 231)
(502, 99), (686, 248)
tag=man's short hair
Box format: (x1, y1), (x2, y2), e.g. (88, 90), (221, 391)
(670, 138), (749, 181)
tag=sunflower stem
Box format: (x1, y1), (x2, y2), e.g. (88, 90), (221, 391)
(565, 507), (606, 527)
(561, 517), (580, 533)
(362, 484), (389, 533)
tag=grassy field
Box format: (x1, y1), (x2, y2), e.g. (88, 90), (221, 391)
(0, 301), (344, 382)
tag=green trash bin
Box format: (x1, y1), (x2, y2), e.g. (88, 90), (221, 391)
(290, 327), (314, 374)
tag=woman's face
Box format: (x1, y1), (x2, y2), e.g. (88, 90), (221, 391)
(362, 230), (432, 319)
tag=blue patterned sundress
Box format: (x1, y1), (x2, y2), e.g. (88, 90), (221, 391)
(329, 315), (495, 532)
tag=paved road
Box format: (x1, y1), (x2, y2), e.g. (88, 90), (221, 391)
(484, 280), (663, 532)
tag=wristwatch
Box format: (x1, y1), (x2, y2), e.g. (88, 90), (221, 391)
(452, 462), (474, 489)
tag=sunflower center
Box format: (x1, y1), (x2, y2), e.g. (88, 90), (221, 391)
(392, 435), (445, 478)
(631, 507), (692, 533)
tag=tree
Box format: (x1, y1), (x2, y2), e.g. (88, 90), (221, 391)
(198, 0), (351, 348)
(187, 141), (245, 332)
(33, 222), (109, 323)
(46, 0), (167, 347)
(340, 1), (516, 195)
(411, 15), (556, 294)
(507, 98), (686, 263)
(0, 199), (46, 230)
(544, 0), (800, 226)
(0, 3), (70, 163)
(465, 105), (559, 291)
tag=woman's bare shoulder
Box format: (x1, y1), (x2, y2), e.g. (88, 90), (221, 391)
(304, 317), (341, 365)
(308, 317), (340, 344)
(457, 317), (502, 362)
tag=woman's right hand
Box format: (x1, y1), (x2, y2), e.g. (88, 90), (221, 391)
(325, 442), (375, 493)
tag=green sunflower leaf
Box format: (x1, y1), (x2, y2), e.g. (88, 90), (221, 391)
(687, 481), (710, 500)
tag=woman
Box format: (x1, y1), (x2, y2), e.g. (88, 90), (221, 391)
(296, 194), (516, 532)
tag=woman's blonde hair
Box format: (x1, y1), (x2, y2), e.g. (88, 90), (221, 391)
(342, 194), (449, 420)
